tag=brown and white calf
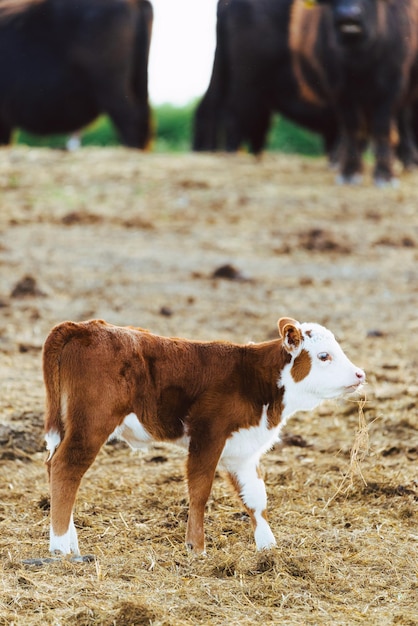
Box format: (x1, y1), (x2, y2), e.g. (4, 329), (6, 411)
(43, 317), (365, 555)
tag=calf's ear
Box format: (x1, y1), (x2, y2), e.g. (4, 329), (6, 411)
(277, 318), (302, 353)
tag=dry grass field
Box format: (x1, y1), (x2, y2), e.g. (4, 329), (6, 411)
(0, 147), (417, 625)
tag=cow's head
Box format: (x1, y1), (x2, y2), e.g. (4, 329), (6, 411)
(314, 0), (379, 47)
(277, 317), (365, 415)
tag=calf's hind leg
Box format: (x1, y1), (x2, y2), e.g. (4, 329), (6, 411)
(47, 427), (109, 555)
(185, 436), (225, 553)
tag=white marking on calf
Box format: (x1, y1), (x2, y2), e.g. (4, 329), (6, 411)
(221, 406), (278, 550)
(110, 412), (152, 450)
(111, 413), (192, 450)
(49, 513), (80, 556)
(221, 405), (280, 462)
(45, 430), (61, 462)
(237, 462), (276, 550)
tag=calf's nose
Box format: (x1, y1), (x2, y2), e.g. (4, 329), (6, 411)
(355, 369), (366, 383)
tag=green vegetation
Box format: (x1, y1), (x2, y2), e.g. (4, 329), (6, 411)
(15, 102), (323, 155)
(152, 102), (195, 152)
(266, 115), (323, 155)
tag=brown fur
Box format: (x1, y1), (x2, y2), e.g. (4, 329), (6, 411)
(44, 320), (291, 442)
(291, 349), (312, 383)
(289, 1), (334, 106)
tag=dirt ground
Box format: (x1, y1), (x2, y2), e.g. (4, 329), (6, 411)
(0, 147), (417, 625)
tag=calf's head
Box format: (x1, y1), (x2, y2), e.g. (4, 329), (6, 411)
(278, 317), (365, 413)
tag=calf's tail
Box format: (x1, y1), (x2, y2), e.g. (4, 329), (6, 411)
(43, 321), (79, 460)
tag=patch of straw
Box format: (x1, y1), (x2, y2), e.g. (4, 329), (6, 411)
(325, 396), (372, 507)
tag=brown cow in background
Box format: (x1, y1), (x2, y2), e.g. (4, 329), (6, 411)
(0, 0), (153, 148)
(290, 0), (418, 185)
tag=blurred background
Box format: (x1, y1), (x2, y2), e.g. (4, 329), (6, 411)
(15, 0), (323, 156)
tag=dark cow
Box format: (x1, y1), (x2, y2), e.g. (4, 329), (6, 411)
(193, 0), (339, 158)
(0, 0), (153, 148)
(290, 0), (418, 185)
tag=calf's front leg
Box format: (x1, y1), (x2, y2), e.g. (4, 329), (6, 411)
(227, 460), (276, 550)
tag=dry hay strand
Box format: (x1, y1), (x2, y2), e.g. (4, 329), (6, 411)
(325, 395), (373, 507)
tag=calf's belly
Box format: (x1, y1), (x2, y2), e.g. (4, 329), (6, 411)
(112, 405), (281, 467)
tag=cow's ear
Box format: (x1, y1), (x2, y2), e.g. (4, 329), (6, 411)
(277, 318), (302, 353)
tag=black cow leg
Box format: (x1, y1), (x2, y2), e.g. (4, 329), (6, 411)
(397, 138), (418, 169)
(0, 123), (11, 145)
(248, 109), (271, 155)
(373, 138), (396, 187)
(337, 134), (363, 185)
(336, 103), (364, 184)
(224, 113), (242, 152)
(193, 101), (222, 151)
(371, 104), (397, 186)
(396, 109), (418, 169)
(107, 102), (150, 149)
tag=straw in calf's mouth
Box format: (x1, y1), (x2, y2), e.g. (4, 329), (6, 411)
(325, 395), (371, 508)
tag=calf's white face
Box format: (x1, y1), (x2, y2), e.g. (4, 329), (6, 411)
(278, 319), (365, 418)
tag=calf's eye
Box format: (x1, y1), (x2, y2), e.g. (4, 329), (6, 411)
(318, 352), (331, 362)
